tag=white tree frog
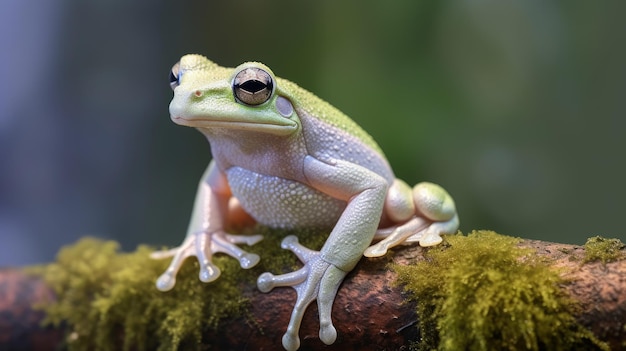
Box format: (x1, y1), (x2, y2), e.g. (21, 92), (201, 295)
(151, 55), (459, 351)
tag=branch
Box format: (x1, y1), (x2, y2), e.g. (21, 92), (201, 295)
(1, 233), (624, 350)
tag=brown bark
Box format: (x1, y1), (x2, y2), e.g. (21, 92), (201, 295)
(0, 240), (624, 351)
(0, 268), (64, 350)
(523, 240), (626, 350)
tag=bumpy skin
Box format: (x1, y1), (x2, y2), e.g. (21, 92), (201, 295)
(151, 55), (459, 351)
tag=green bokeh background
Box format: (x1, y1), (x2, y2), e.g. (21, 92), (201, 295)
(1, 1), (624, 264)
(162, 1), (626, 243)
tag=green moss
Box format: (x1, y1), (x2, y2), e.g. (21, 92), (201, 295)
(246, 226), (329, 275)
(583, 236), (625, 264)
(394, 230), (609, 351)
(31, 226), (329, 351)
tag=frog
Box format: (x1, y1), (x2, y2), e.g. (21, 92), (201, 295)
(151, 54), (459, 351)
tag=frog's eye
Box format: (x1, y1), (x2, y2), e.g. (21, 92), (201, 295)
(232, 67), (273, 106)
(169, 62), (181, 90)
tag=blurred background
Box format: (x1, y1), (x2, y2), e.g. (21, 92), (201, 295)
(1, 1), (624, 266)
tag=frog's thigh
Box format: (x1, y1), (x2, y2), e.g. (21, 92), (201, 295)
(413, 182), (456, 221)
(384, 179), (415, 222)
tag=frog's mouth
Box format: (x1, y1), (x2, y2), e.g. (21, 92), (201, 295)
(171, 115), (298, 136)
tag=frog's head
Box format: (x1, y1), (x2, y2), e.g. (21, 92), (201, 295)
(169, 55), (298, 136)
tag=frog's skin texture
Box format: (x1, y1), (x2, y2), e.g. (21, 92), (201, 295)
(151, 55), (459, 351)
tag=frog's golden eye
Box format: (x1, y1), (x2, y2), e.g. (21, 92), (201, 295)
(232, 67), (273, 106)
(169, 62), (181, 90)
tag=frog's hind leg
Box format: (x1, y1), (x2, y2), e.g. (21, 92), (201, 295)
(366, 217), (430, 257)
(410, 181), (459, 246)
(365, 181), (459, 257)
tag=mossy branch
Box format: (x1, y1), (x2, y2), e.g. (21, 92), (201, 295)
(1, 230), (625, 350)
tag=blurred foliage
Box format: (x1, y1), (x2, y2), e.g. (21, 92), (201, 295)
(154, 0), (626, 245)
(1, 0), (625, 264)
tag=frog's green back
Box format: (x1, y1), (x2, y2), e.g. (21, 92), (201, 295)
(276, 77), (385, 156)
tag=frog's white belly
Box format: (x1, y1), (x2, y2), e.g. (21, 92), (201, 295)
(226, 166), (345, 229)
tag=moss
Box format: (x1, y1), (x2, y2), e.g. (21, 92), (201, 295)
(31, 226), (329, 351)
(394, 230), (609, 351)
(246, 226), (329, 275)
(583, 236), (625, 265)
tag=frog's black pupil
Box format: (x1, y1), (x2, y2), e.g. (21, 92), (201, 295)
(240, 79), (270, 93)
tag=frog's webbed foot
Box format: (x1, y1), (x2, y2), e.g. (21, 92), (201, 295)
(365, 181), (459, 257)
(365, 215), (458, 257)
(257, 235), (346, 351)
(151, 231), (263, 291)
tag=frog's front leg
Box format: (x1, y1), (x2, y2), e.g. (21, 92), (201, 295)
(257, 156), (388, 351)
(364, 179), (458, 257)
(151, 161), (262, 291)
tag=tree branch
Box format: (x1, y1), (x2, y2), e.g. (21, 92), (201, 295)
(1, 236), (624, 350)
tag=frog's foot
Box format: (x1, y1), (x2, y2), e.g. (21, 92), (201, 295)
(366, 217), (428, 257)
(365, 214), (459, 257)
(257, 235), (347, 351)
(150, 231), (263, 291)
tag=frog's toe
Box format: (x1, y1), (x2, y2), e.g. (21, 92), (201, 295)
(282, 276), (319, 351)
(198, 261), (221, 282)
(193, 232), (222, 282)
(156, 271), (177, 291)
(363, 242), (390, 257)
(365, 217), (427, 257)
(319, 322), (337, 345)
(149, 247), (177, 260)
(212, 232), (262, 270)
(256, 272), (275, 293)
(419, 233), (443, 247)
(411, 215), (458, 247)
(257, 268), (308, 293)
(318, 265), (344, 345)
(281, 234), (299, 248)
(152, 235), (197, 291)
(224, 233), (263, 246)
(239, 252), (260, 269)
(282, 330), (300, 351)
(281, 235), (318, 263)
